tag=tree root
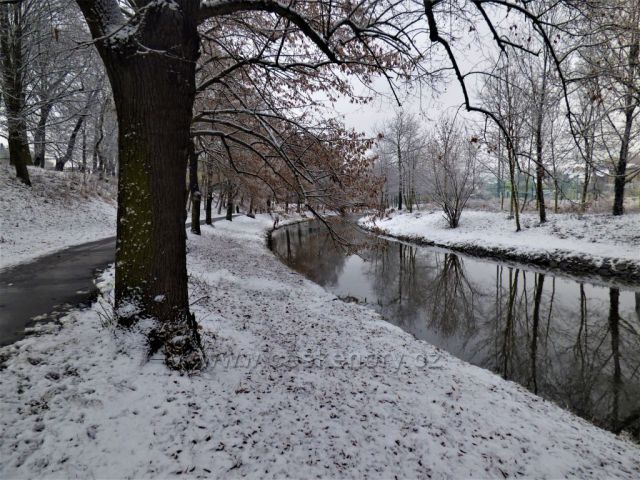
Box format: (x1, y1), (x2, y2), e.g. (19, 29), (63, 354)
(148, 312), (205, 371)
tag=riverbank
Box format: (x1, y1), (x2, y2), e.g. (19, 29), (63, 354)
(360, 210), (640, 283)
(0, 165), (117, 270)
(1, 213), (638, 478)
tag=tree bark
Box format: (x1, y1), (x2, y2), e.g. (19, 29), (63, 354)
(77, 1), (203, 369)
(0, 3), (32, 185)
(226, 196), (234, 221)
(397, 141), (403, 210)
(532, 52), (548, 223)
(189, 141), (201, 235)
(55, 112), (85, 171)
(92, 98), (107, 173)
(581, 148), (591, 212)
(612, 35), (639, 216)
(205, 192), (213, 224)
(612, 98), (635, 215)
(508, 147), (521, 231)
(609, 287), (621, 429)
(529, 273), (544, 394)
(34, 105), (52, 168)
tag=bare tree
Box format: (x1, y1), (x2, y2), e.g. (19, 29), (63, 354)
(426, 116), (478, 228)
(0, 0), (34, 184)
(378, 110), (425, 212)
(482, 60), (527, 231)
(568, 0), (640, 215)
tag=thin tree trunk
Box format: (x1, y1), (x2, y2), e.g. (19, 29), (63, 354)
(205, 192), (212, 224)
(81, 125), (87, 173)
(226, 198), (234, 221)
(508, 148), (521, 231)
(55, 89), (98, 171)
(609, 287), (621, 429)
(34, 104), (52, 168)
(216, 191), (224, 215)
(530, 273), (545, 394)
(397, 137), (403, 210)
(189, 141), (201, 235)
(226, 184), (234, 221)
(581, 157), (591, 212)
(92, 99), (107, 173)
(533, 52), (548, 223)
(612, 35), (639, 216)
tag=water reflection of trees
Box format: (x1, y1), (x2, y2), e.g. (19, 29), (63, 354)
(364, 243), (481, 341)
(481, 267), (640, 438)
(272, 221), (640, 438)
(270, 222), (348, 286)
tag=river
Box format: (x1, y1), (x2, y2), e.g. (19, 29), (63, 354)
(270, 218), (640, 438)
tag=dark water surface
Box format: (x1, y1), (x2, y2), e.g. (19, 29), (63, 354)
(270, 219), (640, 438)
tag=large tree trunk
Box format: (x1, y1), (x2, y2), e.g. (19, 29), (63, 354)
(80, 3), (204, 370)
(0, 4), (32, 185)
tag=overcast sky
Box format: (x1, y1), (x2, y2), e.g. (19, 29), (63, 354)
(331, 14), (503, 136)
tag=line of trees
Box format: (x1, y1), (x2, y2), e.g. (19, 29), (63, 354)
(373, 0), (638, 233)
(1, 0), (118, 183)
(480, 0), (639, 221)
(376, 111), (479, 229)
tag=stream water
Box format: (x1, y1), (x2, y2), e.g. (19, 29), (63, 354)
(270, 219), (640, 438)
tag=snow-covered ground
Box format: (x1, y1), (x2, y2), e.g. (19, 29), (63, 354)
(360, 210), (640, 281)
(0, 165), (117, 270)
(1, 213), (638, 478)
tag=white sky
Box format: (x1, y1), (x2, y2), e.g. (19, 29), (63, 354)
(332, 78), (467, 135)
(330, 11), (505, 136)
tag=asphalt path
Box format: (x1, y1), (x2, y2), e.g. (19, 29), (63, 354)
(0, 215), (240, 346)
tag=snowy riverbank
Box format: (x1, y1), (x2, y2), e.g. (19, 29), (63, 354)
(1, 213), (639, 478)
(360, 210), (640, 283)
(0, 166), (117, 270)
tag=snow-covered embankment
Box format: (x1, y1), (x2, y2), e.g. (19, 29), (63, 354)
(360, 210), (640, 283)
(0, 165), (117, 270)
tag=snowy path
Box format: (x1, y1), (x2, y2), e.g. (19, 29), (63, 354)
(1, 214), (638, 478)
